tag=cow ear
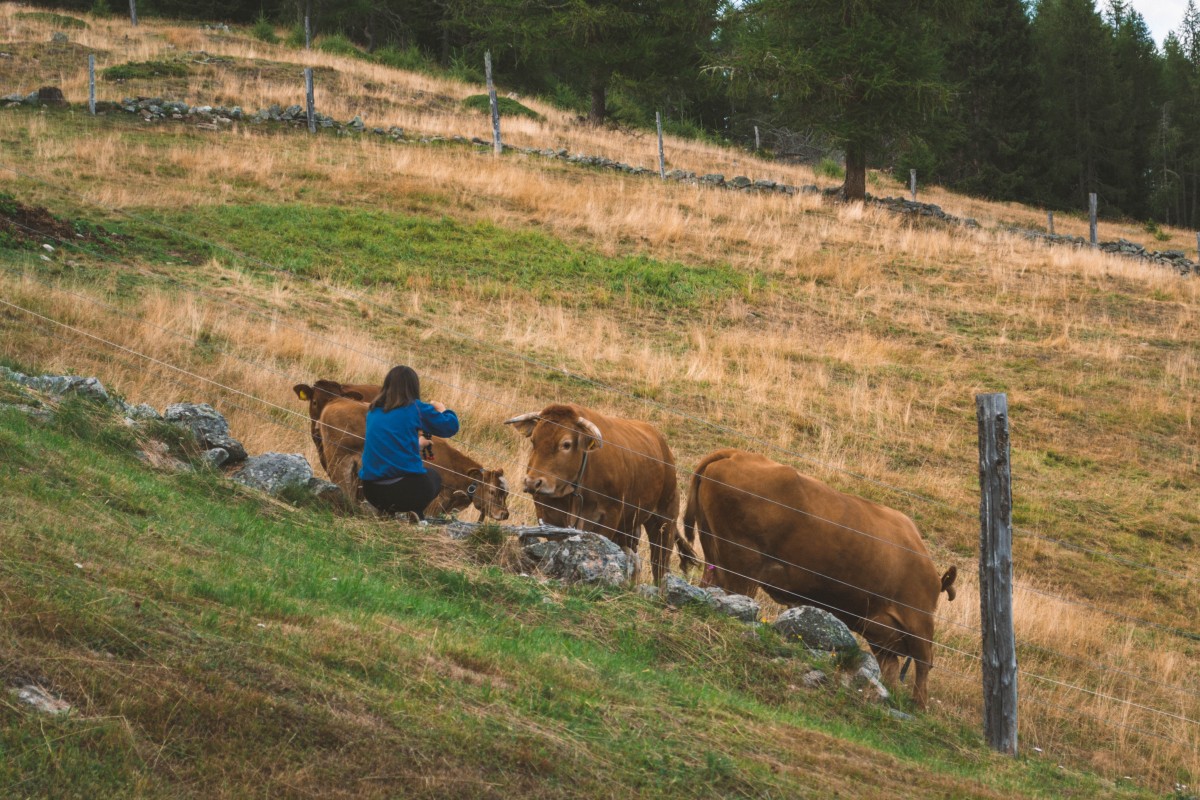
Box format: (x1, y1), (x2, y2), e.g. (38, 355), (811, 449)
(344, 391), (365, 401)
(467, 467), (484, 481)
(294, 384), (313, 401)
(504, 413), (539, 438)
(577, 417), (604, 451)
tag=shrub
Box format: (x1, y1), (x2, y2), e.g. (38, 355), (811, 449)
(15, 12), (88, 28)
(316, 34), (363, 58)
(461, 94), (543, 121)
(102, 60), (189, 81)
(815, 158), (844, 180)
(252, 15), (279, 45)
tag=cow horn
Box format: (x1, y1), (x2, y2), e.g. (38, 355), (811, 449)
(576, 417), (603, 450)
(504, 412), (539, 437)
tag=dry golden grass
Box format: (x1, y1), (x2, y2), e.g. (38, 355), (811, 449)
(3, 3), (1200, 788)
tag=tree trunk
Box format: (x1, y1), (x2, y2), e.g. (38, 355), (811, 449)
(843, 141), (867, 201)
(588, 75), (607, 126)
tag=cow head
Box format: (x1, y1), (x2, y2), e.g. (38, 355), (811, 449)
(453, 467), (510, 521)
(505, 405), (602, 498)
(293, 380), (366, 423)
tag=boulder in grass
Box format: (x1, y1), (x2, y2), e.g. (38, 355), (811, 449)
(523, 531), (634, 588)
(232, 452), (313, 496)
(772, 605), (859, 653)
(163, 403), (247, 463)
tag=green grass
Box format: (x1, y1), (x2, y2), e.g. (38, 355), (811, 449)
(136, 204), (756, 309)
(0, 382), (1160, 799)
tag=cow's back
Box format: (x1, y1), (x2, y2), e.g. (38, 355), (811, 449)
(694, 450), (940, 623)
(573, 404), (677, 515)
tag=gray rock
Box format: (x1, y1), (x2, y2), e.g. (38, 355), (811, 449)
(773, 605), (859, 652)
(307, 477), (343, 503)
(636, 584), (660, 600)
(800, 669), (828, 689)
(12, 684), (71, 715)
(201, 447), (230, 468)
(711, 592), (761, 623)
(51, 32), (69, 44)
(232, 452), (313, 495)
(523, 532), (633, 587)
(728, 175), (752, 189)
(122, 402), (161, 421)
(162, 402), (246, 462)
(12, 372), (109, 403)
(662, 574), (713, 607)
(0, 402), (53, 421)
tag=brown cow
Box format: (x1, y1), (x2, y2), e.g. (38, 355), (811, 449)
(505, 403), (696, 583)
(293, 380), (380, 474)
(683, 448), (956, 709)
(296, 381), (509, 521)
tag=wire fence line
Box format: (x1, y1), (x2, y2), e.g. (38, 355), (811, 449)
(2, 159), (1194, 588)
(7, 299), (1200, 738)
(5, 224), (1200, 656)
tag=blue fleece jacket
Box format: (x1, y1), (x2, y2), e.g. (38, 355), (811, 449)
(359, 401), (460, 481)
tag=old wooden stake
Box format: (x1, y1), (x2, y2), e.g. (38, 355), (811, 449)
(1089, 192), (1098, 245)
(754, 125), (760, 152)
(1047, 211), (1054, 235)
(129, 0), (138, 27)
(88, 54), (95, 116)
(910, 169), (917, 202)
(485, 51), (501, 156)
(305, 68), (315, 134)
(304, 0), (312, 49)
(656, 111), (665, 179)
(977, 393), (1018, 757)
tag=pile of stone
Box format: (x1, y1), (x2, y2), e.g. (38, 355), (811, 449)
(0, 367), (339, 502)
(1015, 229), (1197, 276)
(874, 195), (981, 229)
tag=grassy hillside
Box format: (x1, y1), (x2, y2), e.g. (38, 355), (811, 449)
(0, 387), (1154, 799)
(1, 3), (1198, 794)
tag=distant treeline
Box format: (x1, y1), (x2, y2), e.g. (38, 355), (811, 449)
(41, 0), (1200, 225)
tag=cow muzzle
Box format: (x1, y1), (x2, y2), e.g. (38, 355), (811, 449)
(523, 475), (566, 497)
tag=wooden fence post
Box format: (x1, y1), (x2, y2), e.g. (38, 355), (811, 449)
(976, 393), (1018, 757)
(88, 54), (95, 116)
(754, 125), (760, 152)
(1047, 211), (1054, 235)
(485, 51), (501, 156)
(304, 0), (311, 49)
(1089, 193), (1098, 245)
(910, 169), (917, 202)
(129, 0), (138, 27)
(305, 68), (315, 134)
(656, 111), (665, 179)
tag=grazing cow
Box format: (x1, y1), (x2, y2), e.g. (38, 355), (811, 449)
(505, 403), (697, 583)
(295, 381), (509, 521)
(683, 448), (957, 709)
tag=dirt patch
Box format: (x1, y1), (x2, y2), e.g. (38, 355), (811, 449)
(0, 194), (85, 247)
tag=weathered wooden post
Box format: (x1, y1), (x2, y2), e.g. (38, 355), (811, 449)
(1047, 211), (1054, 235)
(977, 393), (1018, 757)
(88, 54), (95, 116)
(304, 0), (311, 49)
(656, 111), (665, 179)
(1089, 192), (1098, 245)
(754, 125), (760, 152)
(129, 0), (138, 27)
(484, 51), (501, 156)
(910, 169), (917, 202)
(304, 67), (315, 134)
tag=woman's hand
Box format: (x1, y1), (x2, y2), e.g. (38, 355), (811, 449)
(430, 401), (446, 413)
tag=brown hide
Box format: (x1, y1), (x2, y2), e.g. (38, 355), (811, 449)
(310, 393), (509, 520)
(505, 403), (687, 583)
(683, 448), (956, 709)
(317, 396), (369, 502)
(293, 381), (380, 473)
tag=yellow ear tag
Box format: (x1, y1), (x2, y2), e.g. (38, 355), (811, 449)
(299, 390), (309, 400)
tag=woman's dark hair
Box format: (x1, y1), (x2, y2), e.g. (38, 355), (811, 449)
(372, 365), (421, 411)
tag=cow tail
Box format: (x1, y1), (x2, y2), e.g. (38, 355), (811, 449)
(683, 450), (735, 574)
(941, 565), (958, 602)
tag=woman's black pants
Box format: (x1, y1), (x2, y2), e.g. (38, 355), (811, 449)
(362, 471), (442, 518)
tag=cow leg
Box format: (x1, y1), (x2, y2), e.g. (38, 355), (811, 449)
(644, 518), (672, 585)
(861, 613), (906, 690)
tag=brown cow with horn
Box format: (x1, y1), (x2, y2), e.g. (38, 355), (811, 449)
(683, 448), (956, 709)
(505, 403), (697, 583)
(293, 381), (510, 521)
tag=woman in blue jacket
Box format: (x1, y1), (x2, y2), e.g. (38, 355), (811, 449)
(359, 365), (460, 518)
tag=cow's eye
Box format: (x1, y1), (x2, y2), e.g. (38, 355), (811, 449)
(561, 440), (572, 451)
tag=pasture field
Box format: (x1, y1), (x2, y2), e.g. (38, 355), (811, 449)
(1, 3), (1198, 795)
